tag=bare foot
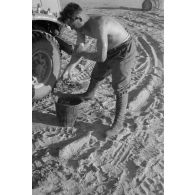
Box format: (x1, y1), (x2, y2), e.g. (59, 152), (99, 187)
(105, 129), (118, 138)
(105, 124), (124, 139)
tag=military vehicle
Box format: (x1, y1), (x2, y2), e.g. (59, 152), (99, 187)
(32, 0), (73, 101)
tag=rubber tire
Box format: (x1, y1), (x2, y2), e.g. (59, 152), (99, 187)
(142, 0), (153, 11)
(32, 34), (61, 101)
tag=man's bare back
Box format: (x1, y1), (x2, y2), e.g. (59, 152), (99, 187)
(72, 15), (131, 63)
(80, 16), (130, 50)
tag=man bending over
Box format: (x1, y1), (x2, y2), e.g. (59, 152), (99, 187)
(58, 3), (136, 138)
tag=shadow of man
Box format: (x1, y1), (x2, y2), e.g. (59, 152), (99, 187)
(32, 111), (60, 127)
(75, 120), (109, 141)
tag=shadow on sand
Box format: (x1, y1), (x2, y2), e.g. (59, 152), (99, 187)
(75, 120), (108, 141)
(32, 114), (108, 160)
(32, 111), (59, 127)
(33, 127), (90, 160)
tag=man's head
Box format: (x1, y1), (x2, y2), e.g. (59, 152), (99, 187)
(58, 3), (86, 30)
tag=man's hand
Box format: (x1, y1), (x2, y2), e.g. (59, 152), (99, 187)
(75, 43), (85, 54)
(62, 54), (82, 80)
(62, 39), (94, 80)
(63, 65), (74, 80)
(75, 39), (93, 54)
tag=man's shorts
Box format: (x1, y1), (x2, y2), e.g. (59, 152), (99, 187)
(91, 36), (136, 94)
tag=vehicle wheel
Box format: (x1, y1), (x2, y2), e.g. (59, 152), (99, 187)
(32, 31), (61, 101)
(142, 0), (153, 11)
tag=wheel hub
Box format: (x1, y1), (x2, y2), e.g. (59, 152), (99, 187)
(32, 50), (52, 89)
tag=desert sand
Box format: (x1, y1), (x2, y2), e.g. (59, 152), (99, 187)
(32, 5), (164, 195)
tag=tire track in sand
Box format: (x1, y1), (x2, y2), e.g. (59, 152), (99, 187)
(127, 34), (163, 113)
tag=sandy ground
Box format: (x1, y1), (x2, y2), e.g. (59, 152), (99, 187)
(32, 7), (164, 195)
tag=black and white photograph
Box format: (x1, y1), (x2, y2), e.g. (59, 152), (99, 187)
(2, 0), (195, 195)
(32, 0), (164, 194)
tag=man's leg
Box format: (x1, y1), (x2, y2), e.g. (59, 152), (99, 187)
(106, 92), (128, 137)
(80, 61), (111, 101)
(105, 41), (135, 138)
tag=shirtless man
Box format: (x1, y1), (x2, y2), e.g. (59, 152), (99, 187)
(58, 3), (136, 138)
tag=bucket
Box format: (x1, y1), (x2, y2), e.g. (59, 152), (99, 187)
(55, 96), (82, 128)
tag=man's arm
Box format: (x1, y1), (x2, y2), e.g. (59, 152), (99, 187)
(68, 32), (86, 65)
(78, 27), (108, 62)
(62, 33), (85, 79)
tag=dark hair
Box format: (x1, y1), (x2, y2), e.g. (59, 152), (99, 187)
(58, 3), (82, 23)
